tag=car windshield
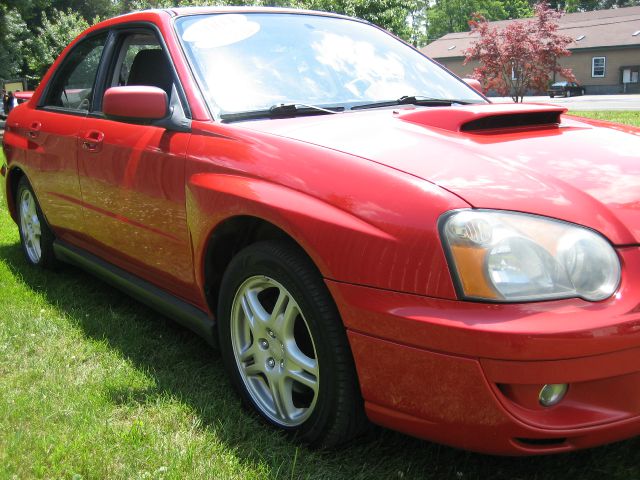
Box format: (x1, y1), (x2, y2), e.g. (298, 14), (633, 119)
(552, 82), (569, 87)
(175, 13), (487, 118)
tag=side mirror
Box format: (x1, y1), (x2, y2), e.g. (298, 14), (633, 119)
(103, 86), (168, 120)
(463, 78), (483, 93)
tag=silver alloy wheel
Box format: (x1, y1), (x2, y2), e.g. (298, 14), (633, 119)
(230, 275), (319, 427)
(19, 189), (42, 264)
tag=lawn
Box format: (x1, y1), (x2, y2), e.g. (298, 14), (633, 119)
(2, 114), (640, 479)
(569, 110), (640, 126)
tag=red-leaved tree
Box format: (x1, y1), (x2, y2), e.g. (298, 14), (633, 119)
(463, 2), (575, 102)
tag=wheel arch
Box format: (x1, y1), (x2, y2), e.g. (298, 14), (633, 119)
(5, 166), (25, 222)
(202, 215), (320, 314)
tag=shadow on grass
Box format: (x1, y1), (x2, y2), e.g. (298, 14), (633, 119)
(1, 239), (639, 480)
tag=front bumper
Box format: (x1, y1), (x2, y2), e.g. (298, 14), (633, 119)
(327, 247), (640, 455)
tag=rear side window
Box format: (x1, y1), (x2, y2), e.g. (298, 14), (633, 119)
(43, 33), (108, 112)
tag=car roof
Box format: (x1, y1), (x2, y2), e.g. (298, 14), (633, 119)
(164, 6), (357, 21)
(85, 6), (367, 36)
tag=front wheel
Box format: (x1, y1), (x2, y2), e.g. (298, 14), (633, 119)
(218, 241), (366, 447)
(16, 177), (57, 268)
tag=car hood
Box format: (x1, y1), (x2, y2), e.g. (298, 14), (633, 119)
(240, 103), (640, 245)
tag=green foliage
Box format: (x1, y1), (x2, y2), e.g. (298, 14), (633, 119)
(426, 0), (533, 42)
(54, 0), (117, 20)
(0, 0), (53, 28)
(291, 0), (424, 41)
(27, 9), (91, 79)
(0, 7), (30, 79)
(572, 110), (640, 126)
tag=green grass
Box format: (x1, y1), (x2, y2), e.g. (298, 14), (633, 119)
(2, 133), (640, 479)
(569, 110), (640, 127)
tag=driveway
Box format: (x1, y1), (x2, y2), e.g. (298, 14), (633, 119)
(492, 94), (640, 110)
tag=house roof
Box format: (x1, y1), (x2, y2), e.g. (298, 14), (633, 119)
(420, 5), (640, 59)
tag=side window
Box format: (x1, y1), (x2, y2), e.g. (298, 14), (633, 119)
(43, 33), (107, 111)
(109, 33), (173, 96)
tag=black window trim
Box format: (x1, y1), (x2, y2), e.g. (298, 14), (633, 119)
(37, 30), (111, 117)
(37, 21), (192, 121)
(95, 21), (192, 120)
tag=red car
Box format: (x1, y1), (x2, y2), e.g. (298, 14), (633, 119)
(3, 7), (640, 456)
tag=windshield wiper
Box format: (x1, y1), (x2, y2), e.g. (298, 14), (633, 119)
(351, 96), (479, 110)
(220, 103), (344, 123)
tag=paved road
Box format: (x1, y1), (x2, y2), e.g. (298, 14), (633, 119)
(492, 94), (640, 111)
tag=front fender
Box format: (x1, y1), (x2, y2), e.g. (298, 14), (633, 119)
(186, 172), (462, 300)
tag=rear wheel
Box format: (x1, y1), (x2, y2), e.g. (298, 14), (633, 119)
(218, 241), (366, 447)
(16, 177), (56, 268)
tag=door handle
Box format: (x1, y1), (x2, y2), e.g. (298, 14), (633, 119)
(28, 121), (41, 139)
(82, 130), (105, 151)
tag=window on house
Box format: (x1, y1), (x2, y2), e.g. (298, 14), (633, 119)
(592, 57), (606, 78)
(622, 68), (640, 84)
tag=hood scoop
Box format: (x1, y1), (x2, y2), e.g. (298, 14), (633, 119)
(397, 103), (567, 133)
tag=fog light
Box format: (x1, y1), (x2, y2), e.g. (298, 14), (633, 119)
(538, 384), (568, 407)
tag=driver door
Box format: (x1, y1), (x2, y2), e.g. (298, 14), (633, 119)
(77, 30), (198, 305)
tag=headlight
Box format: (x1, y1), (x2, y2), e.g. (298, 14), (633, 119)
(441, 210), (620, 302)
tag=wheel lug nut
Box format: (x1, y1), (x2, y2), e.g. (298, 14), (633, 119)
(268, 329), (275, 338)
(259, 339), (269, 349)
(267, 358), (275, 368)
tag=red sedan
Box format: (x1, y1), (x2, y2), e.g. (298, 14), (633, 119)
(3, 7), (640, 455)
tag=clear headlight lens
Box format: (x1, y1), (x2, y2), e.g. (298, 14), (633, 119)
(441, 210), (620, 302)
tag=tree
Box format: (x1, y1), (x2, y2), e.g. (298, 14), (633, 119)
(54, 0), (116, 21)
(26, 9), (90, 79)
(426, 0), (532, 42)
(295, 0), (422, 40)
(463, 2), (575, 102)
(0, 7), (31, 79)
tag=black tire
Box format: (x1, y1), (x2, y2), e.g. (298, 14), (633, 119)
(217, 240), (367, 447)
(549, 94), (554, 98)
(16, 176), (57, 269)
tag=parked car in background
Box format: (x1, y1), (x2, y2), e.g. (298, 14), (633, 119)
(548, 81), (585, 97)
(3, 7), (640, 456)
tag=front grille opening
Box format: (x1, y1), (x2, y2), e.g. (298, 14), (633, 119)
(515, 437), (568, 447)
(461, 111), (562, 132)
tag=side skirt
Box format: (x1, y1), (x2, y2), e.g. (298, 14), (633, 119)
(53, 240), (217, 346)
